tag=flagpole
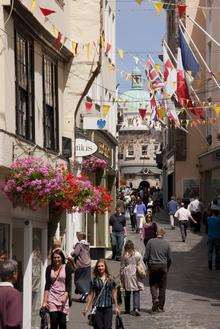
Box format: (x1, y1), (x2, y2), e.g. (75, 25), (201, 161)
(186, 15), (220, 48)
(163, 39), (201, 103)
(179, 19), (220, 90)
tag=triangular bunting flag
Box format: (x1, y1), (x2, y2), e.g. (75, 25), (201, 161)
(154, 2), (164, 14)
(214, 104), (220, 116)
(54, 32), (62, 50)
(178, 4), (187, 18)
(117, 49), (124, 59)
(102, 105), (111, 117)
(85, 101), (93, 112)
(72, 42), (78, 55)
(30, 0), (36, 12)
(135, 0), (143, 4)
(138, 108), (147, 119)
(40, 7), (56, 17)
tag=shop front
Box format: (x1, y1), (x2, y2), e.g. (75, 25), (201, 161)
(0, 190), (48, 329)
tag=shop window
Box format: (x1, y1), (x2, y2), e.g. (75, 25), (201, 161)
(15, 30), (35, 142)
(0, 223), (10, 257)
(43, 55), (59, 151)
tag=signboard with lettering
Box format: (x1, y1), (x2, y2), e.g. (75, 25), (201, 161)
(75, 138), (98, 157)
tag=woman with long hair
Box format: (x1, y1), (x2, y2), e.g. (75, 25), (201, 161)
(141, 212), (157, 247)
(120, 240), (145, 316)
(42, 249), (73, 329)
(83, 259), (119, 329)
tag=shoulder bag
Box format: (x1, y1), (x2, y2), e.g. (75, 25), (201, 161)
(88, 280), (107, 326)
(135, 253), (147, 278)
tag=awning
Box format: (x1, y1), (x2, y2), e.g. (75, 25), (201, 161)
(121, 166), (162, 175)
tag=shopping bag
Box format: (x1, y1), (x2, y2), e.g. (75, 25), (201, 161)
(115, 315), (125, 329)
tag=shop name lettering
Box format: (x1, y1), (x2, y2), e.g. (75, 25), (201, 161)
(98, 142), (111, 159)
(76, 144), (94, 152)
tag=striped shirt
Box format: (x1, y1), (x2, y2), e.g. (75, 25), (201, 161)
(90, 277), (116, 308)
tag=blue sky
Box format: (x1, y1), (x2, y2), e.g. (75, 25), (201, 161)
(116, 0), (166, 93)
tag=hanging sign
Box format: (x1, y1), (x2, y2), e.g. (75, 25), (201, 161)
(75, 138), (98, 157)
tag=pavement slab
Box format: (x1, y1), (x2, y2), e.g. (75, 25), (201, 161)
(69, 211), (220, 329)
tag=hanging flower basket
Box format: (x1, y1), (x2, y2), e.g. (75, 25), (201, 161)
(3, 157), (65, 210)
(3, 156), (113, 214)
(82, 156), (107, 173)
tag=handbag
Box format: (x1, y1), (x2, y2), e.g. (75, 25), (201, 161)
(88, 281), (107, 326)
(39, 307), (49, 329)
(115, 315), (125, 329)
(136, 254), (147, 278)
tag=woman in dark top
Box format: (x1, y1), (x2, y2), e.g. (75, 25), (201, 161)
(42, 249), (73, 329)
(83, 259), (119, 329)
(141, 213), (157, 247)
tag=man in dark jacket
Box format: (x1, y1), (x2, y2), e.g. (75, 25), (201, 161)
(0, 260), (22, 329)
(144, 227), (172, 313)
(109, 206), (127, 261)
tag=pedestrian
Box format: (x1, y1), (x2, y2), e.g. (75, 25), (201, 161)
(140, 212), (157, 247)
(144, 227), (172, 312)
(0, 259), (22, 329)
(147, 197), (154, 213)
(68, 232), (91, 302)
(175, 202), (197, 242)
(167, 196), (179, 230)
(129, 195), (137, 231)
(116, 194), (125, 214)
(109, 206), (127, 261)
(83, 259), (119, 329)
(120, 240), (145, 316)
(42, 248), (73, 329)
(207, 204), (220, 270)
(0, 250), (7, 264)
(188, 196), (203, 232)
(134, 197), (146, 233)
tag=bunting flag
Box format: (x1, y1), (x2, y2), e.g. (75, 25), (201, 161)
(154, 2), (164, 14)
(178, 4), (187, 17)
(117, 49), (124, 59)
(85, 101), (93, 112)
(163, 43), (177, 97)
(102, 105), (111, 117)
(150, 94), (158, 122)
(135, 0), (143, 4)
(40, 7), (56, 16)
(54, 32), (62, 50)
(105, 43), (112, 54)
(179, 28), (200, 77)
(157, 107), (166, 120)
(30, 0), (36, 12)
(139, 108), (147, 119)
(72, 42), (78, 55)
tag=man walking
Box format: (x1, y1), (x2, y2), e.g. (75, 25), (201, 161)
(167, 196), (179, 230)
(175, 202), (196, 242)
(0, 260), (22, 328)
(144, 227), (172, 312)
(109, 206), (127, 261)
(188, 197), (203, 232)
(134, 197), (146, 233)
(207, 204), (220, 270)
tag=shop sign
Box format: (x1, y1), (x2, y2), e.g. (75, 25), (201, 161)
(98, 141), (111, 159)
(75, 138), (97, 157)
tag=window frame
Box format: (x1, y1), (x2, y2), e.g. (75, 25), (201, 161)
(126, 143), (134, 158)
(14, 28), (35, 142)
(42, 54), (59, 152)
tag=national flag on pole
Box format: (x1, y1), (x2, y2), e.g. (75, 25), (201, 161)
(149, 94), (158, 122)
(146, 56), (164, 91)
(163, 43), (177, 97)
(179, 28), (200, 76)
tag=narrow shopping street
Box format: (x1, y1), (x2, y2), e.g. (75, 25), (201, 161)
(69, 211), (220, 329)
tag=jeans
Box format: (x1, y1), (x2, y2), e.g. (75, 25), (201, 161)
(130, 213), (137, 231)
(208, 238), (220, 270)
(94, 307), (113, 329)
(148, 264), (167, 309)
(179, 221), (188, 241)
(124, 291), (140, 312)
(169, 214), (175, 227)
(111, 232), (124, 260)
(50, 311), (67, 329)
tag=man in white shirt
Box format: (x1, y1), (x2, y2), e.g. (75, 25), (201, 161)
(175, 202), (196, 242)
(188, 197), (203, 232)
